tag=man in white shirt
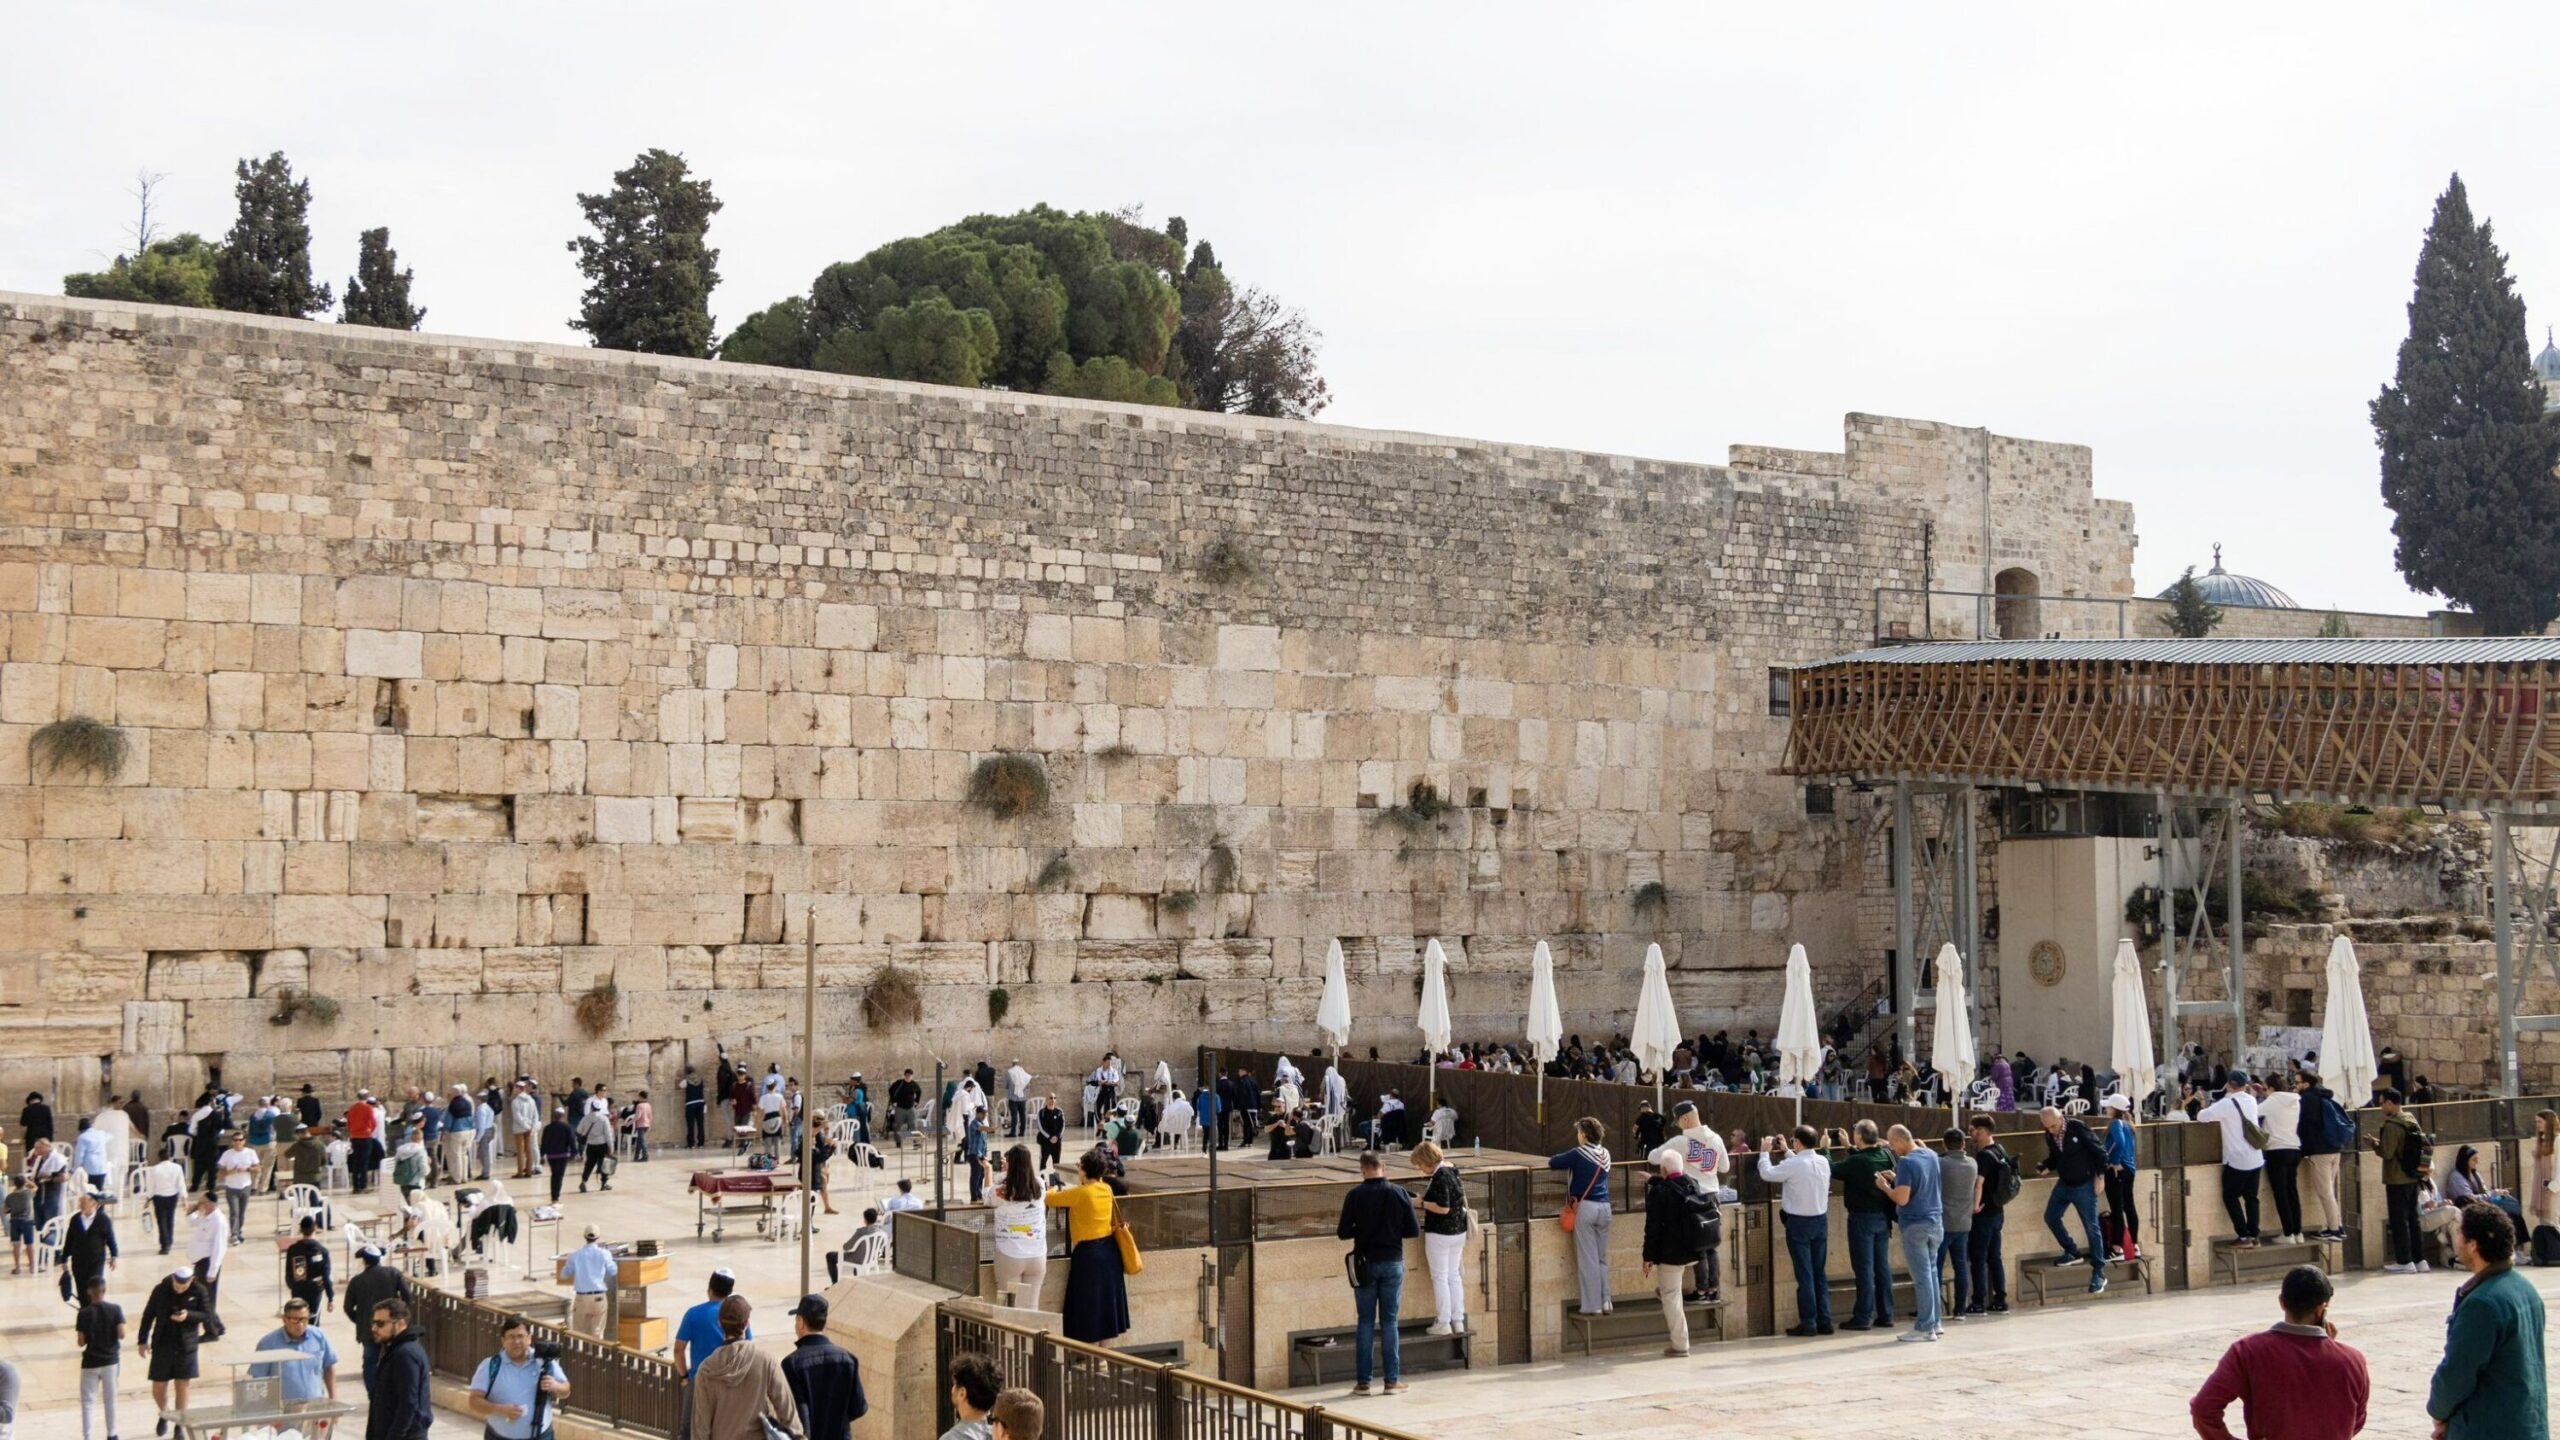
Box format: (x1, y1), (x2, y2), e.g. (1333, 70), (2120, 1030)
(1759, 1125), (1835, 1335)
(186, 1191), (230, 1330)
(883, 1179), (924, 1213)
(144, 1147), (189, 1254)
(2196, 1072), (2268, 1246)
(215, 1131), (260, 1237)
(1004, 1060), (1033, 1139)
(1670, 1101), (1728, 1301)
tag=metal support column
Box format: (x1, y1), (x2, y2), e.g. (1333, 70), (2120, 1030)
(1893, 782), (1917, 1063)
(2496, 815), (2517, 1098)
(1955, 786), (1982, 1043)
(2158, 795), (2179, 1080)
(2226, 801), (2246, 1061)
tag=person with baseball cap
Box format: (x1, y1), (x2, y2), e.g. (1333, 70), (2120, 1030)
(563, 1225), (616, 1338)
(780, 1293), (867, 1440)
(2197, 1071), (2268, 1247)
(2099, 1092), (2141, 1261)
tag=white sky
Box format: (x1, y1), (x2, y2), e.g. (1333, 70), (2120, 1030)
(7, 5), (2557, 615)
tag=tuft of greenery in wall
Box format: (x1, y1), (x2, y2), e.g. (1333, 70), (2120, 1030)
(269, 989), (342, 1026)
(32, 716), (131, 782)
(1034, 853), (1077, 891)
(988, 986), (1012, 1026)
(1199, 537), (1256, 586)
(967, 753), (1051, 819)
(1377, 780), (1452, 835)
(574, 979), (620, 1037)
(1096, 742), (1136, 762)
(863, 964), (923, 1029)
(1161, 889), (1199, 916)
(1632, 880), (1670, 919)
(1204, 839), (1239, 894)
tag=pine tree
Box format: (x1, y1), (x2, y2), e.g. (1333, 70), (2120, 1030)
(2156, 567), (2223, 638)
(340, 228), (424, 329)
(2372, 174), (2560, 635)
(210, 152), (332, 318)
(566, 148), (721, 357)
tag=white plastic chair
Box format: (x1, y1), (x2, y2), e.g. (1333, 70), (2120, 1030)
(845, 1229), (891, 1276)
(324, 1140), (352, 1193)
(33, 1215), (68, 1271)
(281, 1182), (331, 1236)
(164, 1134), (192, 1168)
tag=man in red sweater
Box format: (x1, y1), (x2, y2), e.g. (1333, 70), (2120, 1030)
(2191, 1265), (2370, 1439)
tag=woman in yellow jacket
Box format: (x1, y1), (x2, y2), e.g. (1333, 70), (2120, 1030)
(1045, 1148), (1129, 1343)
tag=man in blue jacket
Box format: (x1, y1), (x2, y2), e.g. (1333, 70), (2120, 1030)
(2428, 1202), (2547, 1440)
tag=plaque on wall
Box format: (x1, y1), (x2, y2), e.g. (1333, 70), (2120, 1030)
(2028, 939), (2066, 987)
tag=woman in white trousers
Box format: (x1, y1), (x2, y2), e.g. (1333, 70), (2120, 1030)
(1411, 1142), (1470, 1332)
(989, 1145), (1051, 1308)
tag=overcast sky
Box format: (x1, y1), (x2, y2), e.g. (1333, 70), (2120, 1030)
(8, 6), (2556, 615)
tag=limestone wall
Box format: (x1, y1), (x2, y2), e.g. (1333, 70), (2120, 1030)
(0, 293), (2133, 1109)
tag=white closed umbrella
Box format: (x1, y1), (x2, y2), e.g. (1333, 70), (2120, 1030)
(1317, 938), (1353, 1061)
(2319, 934), (2379, 1110)
(1776, 943), (1824, 1126)
(1528, 940), (1565, 1123)
(1931, 943), (1977, 1129)
(2109, 938), (2158, 1114)
(1419, 937), (1454, 1111)
(1631, 942), (1683, 1114)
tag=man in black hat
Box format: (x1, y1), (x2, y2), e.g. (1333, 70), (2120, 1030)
(343, 1244), (411, 1393)
(780, 1293), (867, 1440)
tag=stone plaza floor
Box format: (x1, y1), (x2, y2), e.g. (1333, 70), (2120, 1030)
(7, 1138), (2555, 1438)
(1304, 1263), (2560, 1439)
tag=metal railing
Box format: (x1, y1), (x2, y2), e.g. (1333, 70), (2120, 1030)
(414, 1283), (684, 1437)
(937, 1306), (1429, 1440)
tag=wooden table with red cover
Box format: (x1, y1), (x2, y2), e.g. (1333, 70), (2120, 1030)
(690, 1167), (801, 1241)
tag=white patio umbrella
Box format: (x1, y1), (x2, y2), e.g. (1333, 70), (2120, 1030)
(1930, 943), (1977, 1131)
(1631, 942), (1683, 1114)
(2109, 938), (2159, 1114)
(1527, 940), (1565, 1123)
(1418, 937), (1454, 1111)
(1317, 938), (1353, 1063)
(2318, 934), (2380, 1110)
(1775, 942), (1825, 1127)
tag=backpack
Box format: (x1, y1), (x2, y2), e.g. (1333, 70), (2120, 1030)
(2534, 1224), (2560, 1268)
(2399, 1123), (2433, 1176)
(1985, 1146), (2023, 1207)
(2313, 1094), (2356, 1152)
(1684, 1183), (1723, 1252)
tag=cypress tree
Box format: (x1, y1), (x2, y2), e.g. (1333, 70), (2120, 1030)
(211, 151), (333, 318)
(2156, 567), (2223, 638)
(340, 228), (424, 329)
(566, 148), (721, 357)
(2372, 174), (2560, 635)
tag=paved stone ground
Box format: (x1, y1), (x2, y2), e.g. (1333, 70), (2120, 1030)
(10, 1138), (2555, 1439)
(1300, 1265), (2560, 1439)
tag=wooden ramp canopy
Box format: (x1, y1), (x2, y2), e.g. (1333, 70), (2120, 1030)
(1780, 637), (2560, 810)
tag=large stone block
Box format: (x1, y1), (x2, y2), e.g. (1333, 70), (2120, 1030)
(145, 950), (253, 1000)
(273, 894), (388, 948)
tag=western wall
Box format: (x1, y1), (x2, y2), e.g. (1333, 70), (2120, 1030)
(0, 293), (2138, 1109)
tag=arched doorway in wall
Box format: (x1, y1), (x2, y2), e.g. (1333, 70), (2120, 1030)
(1994, 567), (2041, 639)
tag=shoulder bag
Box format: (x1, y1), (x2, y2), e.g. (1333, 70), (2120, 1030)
(1558, 1150), (1601, 1234)
(1111, 1196), (1144, 1275)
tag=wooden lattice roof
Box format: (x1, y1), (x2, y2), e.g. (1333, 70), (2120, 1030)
(1782, 638), (2560, 809)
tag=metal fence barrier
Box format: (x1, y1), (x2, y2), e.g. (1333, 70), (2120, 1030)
(937, 1306), (1429, 1440)
(414, 1283), (683, 1437)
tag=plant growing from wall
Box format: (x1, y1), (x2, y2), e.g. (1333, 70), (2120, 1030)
(574, 979), (620, 1037)
(1096, 742), (1136, 762)
(988, 986), (1012, 1026)
(863, 964), (923, 1029)
(32, 716), (131, 782)
(1161, 889), (1199, 916)
(966, 753), (1051, 819)
(1034, 853), (1077, 891)
(1199, 537), (1256, 586)
(1203, 838), (1239, 894)
(1377, 779), (1452, 834)
(269, 989), (342, 1026)
(1632, 880), (1670, 922)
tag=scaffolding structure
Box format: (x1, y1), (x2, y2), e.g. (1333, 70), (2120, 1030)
(1787, 637), (2560, 1097)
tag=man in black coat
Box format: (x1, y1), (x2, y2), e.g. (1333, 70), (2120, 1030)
(343, 1246), (411, 1392)
(58, 1187), (118, 1308)
(18, 1092), (52, 1147)
(138, 1264), (210, 1419)
(363, 1296), (433, 1440)
(780, 1293), (868, 1440)
(1035, 1095), (1065, 1170)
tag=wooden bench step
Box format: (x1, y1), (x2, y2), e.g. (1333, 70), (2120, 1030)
(2211, 1238), (2329, 1286)
(2019, 1254), (2152, 1307)
(1563, 1296), (1726, 1355)
(1288, 1324), (1469, 1386)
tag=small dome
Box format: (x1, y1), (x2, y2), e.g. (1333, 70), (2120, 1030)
(2158, 544), (2298, 609)
(2538, 328), (2560, 382)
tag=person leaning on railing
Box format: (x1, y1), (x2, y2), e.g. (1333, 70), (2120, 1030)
(1044, 1149), (1129, 1344)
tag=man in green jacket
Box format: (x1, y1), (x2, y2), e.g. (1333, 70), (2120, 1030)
(1836, 1120), (1899, 1330)
(2374, 1089), (2431, 1273)
(2428, 1202), (2547, 1440)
